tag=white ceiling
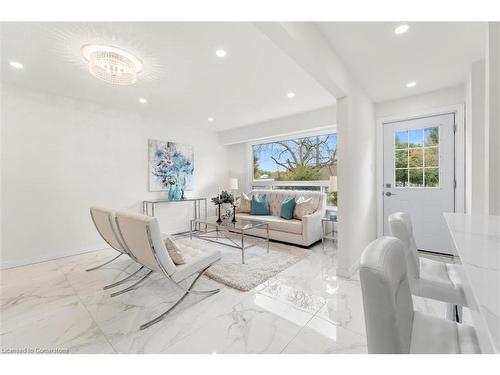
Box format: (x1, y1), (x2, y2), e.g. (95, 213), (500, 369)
(1, 22), (488, 130)
(0, 22), (335, 131)
(318, 22), (486, 102)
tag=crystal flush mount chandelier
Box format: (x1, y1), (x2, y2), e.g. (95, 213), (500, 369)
(81, 44), (143, 85)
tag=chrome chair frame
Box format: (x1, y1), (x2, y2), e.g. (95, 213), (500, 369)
(112, 216), (220, 330)
(88, 208), (145, 290)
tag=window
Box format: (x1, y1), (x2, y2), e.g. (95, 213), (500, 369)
(394, 127), (439, 188)
(251, 133), (337, 206)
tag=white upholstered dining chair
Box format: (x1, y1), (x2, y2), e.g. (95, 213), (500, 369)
(360, 236), (480, 354)
(89, 207), (145, 290)
(114, 210), (222, 330)
(388, 212), (467, 321)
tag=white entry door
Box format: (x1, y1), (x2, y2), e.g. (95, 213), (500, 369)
(383, 113), (455, 254)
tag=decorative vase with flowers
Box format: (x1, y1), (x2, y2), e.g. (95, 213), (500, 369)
(211, 190), (236, 224)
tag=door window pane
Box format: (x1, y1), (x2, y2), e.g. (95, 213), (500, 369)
(424, 147), (439, 167)
(394, 126), (440, 188)
(409, 168), (424, 187)
(409, 129), (423, 147)
(425, 168), (439, 187)
(409, 149), (423, 168)
(395, 169), (408, 187)
(395, 131), (408, 149)
(424, 127), (439, 146)
(395, 150), (408, 168)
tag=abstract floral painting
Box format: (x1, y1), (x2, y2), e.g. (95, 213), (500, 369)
(148, 139), (194, 191)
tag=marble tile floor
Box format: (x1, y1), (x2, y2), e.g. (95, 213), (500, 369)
(0, 241), (460, 354)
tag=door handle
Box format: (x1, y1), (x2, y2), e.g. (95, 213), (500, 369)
(385, 192), (396, 197)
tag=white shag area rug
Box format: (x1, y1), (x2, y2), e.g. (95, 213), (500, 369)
(174, 236), (308, 291)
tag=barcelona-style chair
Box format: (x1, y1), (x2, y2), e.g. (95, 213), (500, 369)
(388, 212), (468, 322)
(360, 236), (480, 354)
(114, 210), (221, 330)
(89, 207), (145, 290)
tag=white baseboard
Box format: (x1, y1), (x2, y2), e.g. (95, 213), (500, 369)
(0, 245), (110, 270)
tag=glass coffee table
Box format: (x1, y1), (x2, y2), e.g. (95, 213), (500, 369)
(190, 216), (269, 264)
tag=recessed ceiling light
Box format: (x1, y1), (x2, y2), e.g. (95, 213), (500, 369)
(9, 61), (24, 69)
(287, 91), (295, 98)
(215, 49), (227, 58)
(139, 98), (147, 103)
(406, 81), (417, 88)
(208, 117), (214, 122)
(394, 24), (409, 35)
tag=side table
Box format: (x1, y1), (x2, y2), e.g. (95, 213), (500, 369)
(321, 216), (337, 252)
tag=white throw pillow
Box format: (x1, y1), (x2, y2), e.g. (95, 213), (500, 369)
(237, 192), (251, 213)
(163, 236), (186, 265)
(294, 196), (315, 220)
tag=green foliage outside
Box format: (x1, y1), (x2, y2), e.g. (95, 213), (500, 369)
(394, 127), (439, 187)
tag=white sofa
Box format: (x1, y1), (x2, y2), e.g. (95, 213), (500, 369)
(235, 189), (326, 247)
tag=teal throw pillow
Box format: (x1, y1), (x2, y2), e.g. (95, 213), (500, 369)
(280, 197), (296, 220)
(251, 194), (270, 215)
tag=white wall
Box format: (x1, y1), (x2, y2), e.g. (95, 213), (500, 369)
(375, 85), (465, 118)
(466, 61), (487, 214)
(219, 106), (336, 145)
(226, 142), (250, 192)
(485, 22), (500, 215)
(1, 85), (227, 268)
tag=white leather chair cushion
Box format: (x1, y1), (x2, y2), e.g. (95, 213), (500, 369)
(236, 213), (303, 234)
(90, 207), (126, 253)
(361, 236), (480, 354)
(446, 263), (466, 293)
(411, 311), (459, 353)
(115, 211), (176, 275)
(171, 247), (221, 283)
(457, 321), (482, 354)
(410, 311), (480, 353)
(417, 257), (467, 306)
(360, 237), (414, 353)
(388, 212), (420, 279)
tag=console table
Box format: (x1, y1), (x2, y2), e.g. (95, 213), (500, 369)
(142, 198), (208, 231)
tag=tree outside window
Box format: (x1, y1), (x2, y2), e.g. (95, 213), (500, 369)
(252, 134), (337, 205)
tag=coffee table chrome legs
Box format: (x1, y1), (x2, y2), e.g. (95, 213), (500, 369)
(241, 232), (245, 264)
(189, 220), (270, 265)
(267, 225), (270, 253)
